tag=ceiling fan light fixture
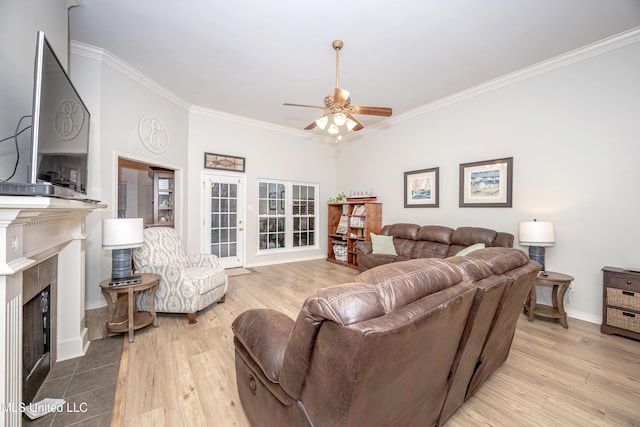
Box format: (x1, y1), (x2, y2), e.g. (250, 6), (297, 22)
(333, 112), (347, 126)
(315, 115), (329, 130)
(284, 40), (392, 138)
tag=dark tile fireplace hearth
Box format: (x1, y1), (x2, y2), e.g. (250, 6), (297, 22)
(23, 285), (51, 404)
(22, 256), (58, 404)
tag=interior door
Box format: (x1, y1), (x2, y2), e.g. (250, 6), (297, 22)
(203, 173), (245, 269)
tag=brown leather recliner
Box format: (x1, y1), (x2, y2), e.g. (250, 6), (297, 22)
(437, 248), (539, 424)
(232, 248), (540, 426)
(356, 224), (515, 272)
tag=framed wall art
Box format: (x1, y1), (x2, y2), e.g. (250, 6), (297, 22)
(204, 152), (246, 172)
(404, 167), (439, 208)
(459, 157), (513, 207)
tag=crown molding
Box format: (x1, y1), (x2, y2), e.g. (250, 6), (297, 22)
(189, 105), (321, 139)
(391, 26), (640, 125)
(69, 41), (320, 138)
(70, 41), (191, 111)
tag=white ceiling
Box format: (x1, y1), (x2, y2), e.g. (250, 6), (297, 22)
(68, 1), (640, 133)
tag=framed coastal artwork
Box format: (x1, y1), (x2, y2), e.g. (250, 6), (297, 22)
(404, 167), (439, 208)
(459, 157), (513, 207)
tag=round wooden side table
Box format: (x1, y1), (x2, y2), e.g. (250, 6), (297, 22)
(99, 273), (160, 342)
(524, 271), (574, 329)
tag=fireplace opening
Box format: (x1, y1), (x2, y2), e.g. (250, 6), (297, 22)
(23, 285), (51, 404)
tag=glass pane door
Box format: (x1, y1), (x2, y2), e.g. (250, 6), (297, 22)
(204, 174), (244, 268)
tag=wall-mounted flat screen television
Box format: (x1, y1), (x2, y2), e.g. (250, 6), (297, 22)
(29, 30), (91, 196)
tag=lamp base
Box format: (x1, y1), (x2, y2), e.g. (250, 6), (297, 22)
(111, 248), (135, 280)
(528, 246), (547, 275)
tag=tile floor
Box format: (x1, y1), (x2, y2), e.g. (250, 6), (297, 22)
(23, 335), (122, 427)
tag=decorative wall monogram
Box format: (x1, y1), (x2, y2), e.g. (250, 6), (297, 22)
(138, 115), (169, 153)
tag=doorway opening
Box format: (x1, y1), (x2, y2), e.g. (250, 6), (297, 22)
(117, 158), (176, 229)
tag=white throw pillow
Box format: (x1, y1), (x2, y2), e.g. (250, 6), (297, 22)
(455, 243), (485, 256)
(370, 232), (398, 256)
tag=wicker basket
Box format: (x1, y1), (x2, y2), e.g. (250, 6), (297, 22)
(606, 287), (640, 311)
(333, 243), (348, 262)
(606, 308), (640, 333)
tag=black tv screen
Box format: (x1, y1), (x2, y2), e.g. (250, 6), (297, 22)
(29, 31), (90, 195)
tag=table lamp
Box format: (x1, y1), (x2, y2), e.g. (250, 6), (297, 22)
(102, 218), (144, 285)
(518, 219), (555, 276)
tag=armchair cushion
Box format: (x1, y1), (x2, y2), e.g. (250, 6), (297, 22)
(185, 266), (227, 295)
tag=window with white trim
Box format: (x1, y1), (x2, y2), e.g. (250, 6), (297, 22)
(258, 180), (318, 251)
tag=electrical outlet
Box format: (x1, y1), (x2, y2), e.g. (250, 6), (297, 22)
(569, 283), (575, 292)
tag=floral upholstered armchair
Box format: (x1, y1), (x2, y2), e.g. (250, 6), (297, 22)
(132, 227), (228, 324)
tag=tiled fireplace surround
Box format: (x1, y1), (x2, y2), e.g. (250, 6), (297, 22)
(0, 196), (100, 427)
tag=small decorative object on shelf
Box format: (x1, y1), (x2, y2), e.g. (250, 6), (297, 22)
(336, 215), (348, 234)
(328, 192), (347, 204)
(347, 188), (376, 202)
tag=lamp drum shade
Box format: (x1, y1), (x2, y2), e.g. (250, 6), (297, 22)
(518, 221), (555, 247)
(102, 218), (144, 249)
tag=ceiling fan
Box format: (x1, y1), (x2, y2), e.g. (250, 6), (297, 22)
(284, 40), (392, 138)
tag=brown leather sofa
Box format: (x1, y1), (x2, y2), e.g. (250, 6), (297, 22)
(356, 223), (514, 272)
(232, 247), (539, 426)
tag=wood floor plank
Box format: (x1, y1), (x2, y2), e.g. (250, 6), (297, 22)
(107, 259), (640, 426)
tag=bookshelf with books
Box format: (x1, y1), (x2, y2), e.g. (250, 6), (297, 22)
(327, 202), (382, 268)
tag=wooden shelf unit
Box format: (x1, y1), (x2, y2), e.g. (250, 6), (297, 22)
(151, 169), (175, 227)
(327, 202), (382, 269)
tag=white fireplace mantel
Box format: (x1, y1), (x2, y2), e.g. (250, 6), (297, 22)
(0, 195), (103, 426)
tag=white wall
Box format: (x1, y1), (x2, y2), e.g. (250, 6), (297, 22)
(0, 0), (68, 182)
(336, 35), (640, 323)
(70, 44), (191, 308)
(187, 109), (336, 267)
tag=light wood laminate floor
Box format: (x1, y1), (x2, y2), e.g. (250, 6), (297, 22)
(111, 259), (640, 426)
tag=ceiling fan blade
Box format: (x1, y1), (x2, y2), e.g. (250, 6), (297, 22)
(304, 121), (317, 130)
(349, 105), (393, 117)
(283, 102), (326, 110)
(333, 88), (350, 108)
(345, 113), (364, 131)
